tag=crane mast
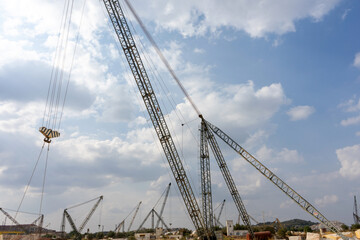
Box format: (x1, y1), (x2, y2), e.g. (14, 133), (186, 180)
(215, 200), (225, 227)
(156, 184), (171, 228)
(354, 196), (360, 224)
(79, 196), (103, 233)
(204, 119), (349, 240)
(200, 121), (214, 231)
(128, 201), (142, 231)
(202, 119), (255, 239)
(102, 0), (205, 235)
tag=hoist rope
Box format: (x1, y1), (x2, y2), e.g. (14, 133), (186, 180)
(42, 0), (75, 132)
(42, 1), (68, 127)
(39, 144), (50, 217)
(15, 142), (45, 219)
(66, 196), (101, 210)
(122, 3), (200, 200)
(123, 0), (202, 118)
(58, 0), (87, 130)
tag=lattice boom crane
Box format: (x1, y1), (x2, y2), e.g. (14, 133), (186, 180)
(102, 0), (206, 236)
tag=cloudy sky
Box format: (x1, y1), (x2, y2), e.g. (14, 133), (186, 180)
(0, 0), (360, 233)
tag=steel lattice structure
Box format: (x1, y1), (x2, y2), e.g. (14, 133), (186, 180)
(102, 0), (206, 235)
(200, 121), (214, 231)
(205, 119), (349, 240)
(203, 120), (255, 239)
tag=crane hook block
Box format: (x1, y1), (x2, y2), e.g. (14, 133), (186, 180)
(39, 127), (60, 143)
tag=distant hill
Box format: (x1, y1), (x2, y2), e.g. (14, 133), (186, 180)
(257, 219), (318, 229)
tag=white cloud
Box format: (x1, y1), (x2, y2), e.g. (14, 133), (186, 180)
(256, 145), (304, 164)
(194, 48), (205, 54)
(336, 144), (360, 179)
(131, 0), (340, 38)
(340, 115), (360, 126)
(287, 105), (315, 121)
(354, 52), (360, 69)
(315, 194), (338, 207)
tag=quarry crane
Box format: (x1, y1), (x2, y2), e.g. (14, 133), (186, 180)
(156, 183), (171, 228)
(102, 0), (206, 236)
(128, 201), (142, 231)
(61, 196), (103, 238)
(204, 119), (350, 240)
(200, 121), (214, 232)
(354, 196), (360, 225)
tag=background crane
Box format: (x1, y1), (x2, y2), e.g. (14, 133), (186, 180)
(214, 200), (225, 228)
(156, 183), (171, 228)
(114, 201), (142, 233)
(102, 0), (207, 236)
(61, 196), (103, 239)
(354, 196), (360, 225)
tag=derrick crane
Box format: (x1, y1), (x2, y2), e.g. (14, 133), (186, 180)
(61, 196), (103, 238)
(137, 209), (170, 232)
(128, 201), (142, 231)
(214, 200), (225, 227)
(354, 196), (360, 224)
(102, 0), (206, 236)
(200, 121), (214, 232)
(0, 208), (21, 226)
(204, 119), (350, 240)
(115, 201), (142, 232)
(202, 119), (255, 239)
(156, 183), (171, 228)
(115, 220), (125, 233)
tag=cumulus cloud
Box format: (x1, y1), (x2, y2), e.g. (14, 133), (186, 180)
(256, 145), (304, 164)
(129, 0), (340, 38)
(315, 194), (338, 207)
(336, 144), (360, 179)
(287, 105), (315, 121)
(339, 97), (360, 127)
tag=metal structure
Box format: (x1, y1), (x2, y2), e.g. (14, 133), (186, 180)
(214, 200), (225, 227)
(204, 119), (349, 240)
(61, 196), (103, 238)
(102, 0), (206, 236)
(200, 121), (214, 232)
(0, 208), (21, 226)
(128, 201), (142, 231)
(115, 220), (125, 233)
(156, 183), (171, 228)
(202, 119), (255, 239)
(354, 196), (360, 224)
(137, 209), (170, 232)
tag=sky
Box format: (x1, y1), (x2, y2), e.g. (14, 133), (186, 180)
(0, 0), (360, 233)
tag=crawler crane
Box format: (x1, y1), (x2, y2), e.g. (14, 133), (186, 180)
(102, 1), (348, 239)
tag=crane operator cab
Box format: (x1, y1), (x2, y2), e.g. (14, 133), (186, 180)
(39, 127), (60, 143)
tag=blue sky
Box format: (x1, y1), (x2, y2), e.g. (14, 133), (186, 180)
(0, 0), (360, 233)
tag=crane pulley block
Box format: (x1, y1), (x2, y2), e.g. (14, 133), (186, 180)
(39, 127), (60, 143)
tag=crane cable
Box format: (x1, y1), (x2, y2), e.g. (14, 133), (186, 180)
(123, 0), (202, 118)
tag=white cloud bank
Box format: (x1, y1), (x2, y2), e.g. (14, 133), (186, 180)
(287, 105), (315, 121)
(132, 0), (341, 38)
(336, 144), (360, 180)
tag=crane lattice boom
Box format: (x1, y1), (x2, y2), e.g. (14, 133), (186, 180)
(102, 0), (205, 235)
(205, 119), (349, 240)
